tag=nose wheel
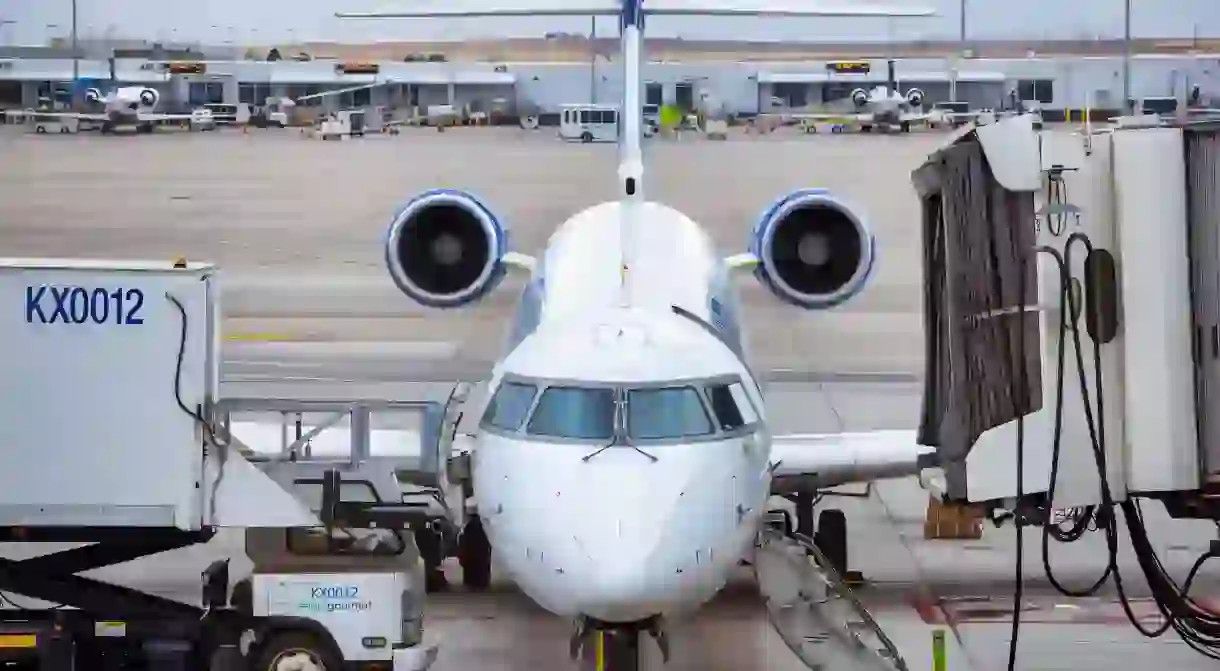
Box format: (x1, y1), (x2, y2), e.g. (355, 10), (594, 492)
(573, 617), (667, 671)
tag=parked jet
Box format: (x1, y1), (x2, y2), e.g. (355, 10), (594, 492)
(793, 60), (933, 132)
(339, 1), (938, 669)
(34, 86), (195, 134)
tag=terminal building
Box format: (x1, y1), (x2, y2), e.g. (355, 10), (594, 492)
(0, 53), (1215, 120)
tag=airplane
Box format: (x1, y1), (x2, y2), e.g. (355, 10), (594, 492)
(338, 1), (938, 668)
(790, 60), (932, 133)
(32, 85), (196, 134)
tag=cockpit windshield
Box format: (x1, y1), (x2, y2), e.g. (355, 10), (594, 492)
(526, 386), (616, 440)
(481, 381), (537, 431)
(626, 386), (713, 440)
(481, 375), (758, 443)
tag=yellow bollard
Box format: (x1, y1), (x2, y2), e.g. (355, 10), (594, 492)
(932, 629), (946, 671)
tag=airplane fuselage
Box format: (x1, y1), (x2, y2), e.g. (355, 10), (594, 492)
(473, 201), (773, 623)
(91, 87), (161, 127)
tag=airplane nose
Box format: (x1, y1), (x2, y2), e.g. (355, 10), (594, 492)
(572, 538), (670, 622)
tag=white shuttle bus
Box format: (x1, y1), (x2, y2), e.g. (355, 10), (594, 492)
(559, 103), (620, 143)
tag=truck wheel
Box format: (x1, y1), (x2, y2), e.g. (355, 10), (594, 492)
(580, 131), (593, 143)
(35, 125), (46, 134)
(458, 515), (493, 590)
(253, 631), (341, 671)
(814, 509), (848, 578)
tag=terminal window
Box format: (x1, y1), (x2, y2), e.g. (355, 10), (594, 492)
(1016, 79), (1053, 104)
(774, 83), (808, 108)
(675, 83), (694, 111)
(645, 82), (663, 107)
(189, 82), (224, 106)
(238, 83), (271, 105)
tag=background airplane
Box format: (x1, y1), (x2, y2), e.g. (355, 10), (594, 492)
(339, 1), (938, 669)
(790, 60), (931, 132)
(35, 85), (195, 134)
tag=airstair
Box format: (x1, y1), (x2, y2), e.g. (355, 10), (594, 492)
(754, 527), (908, 671)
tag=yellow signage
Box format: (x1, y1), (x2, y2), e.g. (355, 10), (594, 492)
(337, 62), (380, 75)
(167, 62), (206, 75)
(826, 61), (870, 75)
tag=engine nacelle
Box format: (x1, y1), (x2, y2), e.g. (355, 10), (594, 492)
(84, 88), (103, 104)
(750, 190), (875, 310)
(905, 87), (925, 108)
(850, 88), (869, 108)
(384, 189), (510, 308)
(139, 88), (159, 108)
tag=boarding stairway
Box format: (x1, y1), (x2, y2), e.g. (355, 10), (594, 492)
(754, 527), (908, 671)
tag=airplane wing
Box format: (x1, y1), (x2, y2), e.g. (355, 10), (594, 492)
(644, 0), (937, 17)
(768, 430), (936, 493)
(791, 112), (868, 123)
(139, 113), (195, 121)
(23, 111), (108, 121)
(337, 1), (620, 18)
(339, 1), (935, 18)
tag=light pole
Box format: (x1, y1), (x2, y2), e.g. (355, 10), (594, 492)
(1122, 0), (1131, 113)
(70, 0), (80, 110)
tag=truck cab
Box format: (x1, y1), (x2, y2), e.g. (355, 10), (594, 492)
(238, 516), (432, 670)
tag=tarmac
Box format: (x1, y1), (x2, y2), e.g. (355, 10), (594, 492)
(3, 123), (1220, 670)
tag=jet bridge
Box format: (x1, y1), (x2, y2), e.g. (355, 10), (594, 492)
(911, 115), (1220, 512)
(910, 117), (1220, 664)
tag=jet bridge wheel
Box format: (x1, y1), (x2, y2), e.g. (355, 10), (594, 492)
(814, 509), (849, 578)
(458, 514), (493, 590)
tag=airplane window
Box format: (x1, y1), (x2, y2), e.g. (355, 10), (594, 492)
(482, 382), (538, 431)
(527, 386), (615, 440)
(706, 382), (757, 430)
(627, 386), (713, 439)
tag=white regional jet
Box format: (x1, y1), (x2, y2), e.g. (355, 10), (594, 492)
(793, 61), (932, 133)
(35, 86), (194, 134)
(341, 1), (937, 668)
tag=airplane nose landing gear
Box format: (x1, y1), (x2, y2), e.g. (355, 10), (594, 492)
(571, 615), (668, 671)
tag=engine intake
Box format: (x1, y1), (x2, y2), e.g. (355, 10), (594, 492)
(139, 88), (159, 107)
(850, 88), (869, 108)
(84, 88), (103, 103)
(905, 88), (925, 108)
(750, 190), (875, 310)
(384, 189), (509, 308)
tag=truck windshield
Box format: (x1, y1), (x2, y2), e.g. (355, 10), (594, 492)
(526, 386), (616, 440)
(626, 386), (713, 440)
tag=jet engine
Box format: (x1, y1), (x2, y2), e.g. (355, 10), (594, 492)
(905, 88), (925, 108)
(850, 88), (869, 108)
(139, 88), (159, 107)
(750, 189), (875, 310)
(384, 189), (510, 308)
(84, 88), (103, 104)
